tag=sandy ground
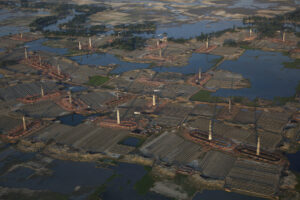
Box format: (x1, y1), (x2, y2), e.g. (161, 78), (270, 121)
(73, 0), (298, 26)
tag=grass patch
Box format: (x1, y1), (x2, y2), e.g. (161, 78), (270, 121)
(87, 76), (110, 86)
(101, 85), (115, 90)
(87, 173), (118, 200)
(174, 174), (197, 197)
(134, 166), (155, 195)
(283, 59), (300, 69)
(190, 90), (223, 103)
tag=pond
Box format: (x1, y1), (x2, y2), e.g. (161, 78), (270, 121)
(58, 113), (101, 126)
(213, 50), (300, 100)
(120, 137), (142, 147)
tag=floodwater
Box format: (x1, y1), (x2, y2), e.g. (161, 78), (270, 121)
(43, 9), (78, 32)
(132, 19), (244, 39)
(25, 38), (68, 55)
(70, 53), (150, 74)
(0, 9), (49, 22)
(24, 40), (300, 101)
(156, 20), (244, 39)
(229, 0), (277, 9)
(287, 151), (300, 172)
(0, 9), (49, 37)
(213, 50), (300, 100)
(152, 53), (220, 74)
(0, 26), (29, 37)
(193, 190), (266, 200)
(0, 147), (169, 199)
(71, 53), (219, 74)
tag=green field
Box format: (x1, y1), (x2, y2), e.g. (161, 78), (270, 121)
(190, 90), (223, 103)
(87, 76), (110, 86)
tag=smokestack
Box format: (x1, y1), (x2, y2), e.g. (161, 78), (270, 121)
(24, 48), (28, 60)
(68, 91), (72, 104)
(256, 136), (261, 156)
(39, 55), (42, 67)
(89, 37), (92, 48)
(282, 31), (286, 42)
(157, 40), (160, 48)
(198, 68), (202, 80)
(206, 37), (209, 49)
(153, 94), (156, 106)
(117, 109), (120, 124)
(159, 48), (162, 57)
(41, 86), (44, 97)
(116, 88), (119, 99)
(228, 98), (232, 113)
(78, 41), (82, 50)
(22, 116), (27, 131)
(208, 120), (212, 141)
(20, 33), (23, 39)
(57, 64), (61, 75)
(249, 28), (252, 37)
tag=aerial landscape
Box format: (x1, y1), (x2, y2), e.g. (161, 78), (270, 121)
(0, 0), (300, 199)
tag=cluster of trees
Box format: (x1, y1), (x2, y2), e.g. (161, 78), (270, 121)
(114, 22), (157, 34)
(28, 3), (108, 36)
(167, 27), (238, 44)
(102, 36), (146, 51)
(44, 25), (107, 37)
(29, 16), (60, 31)
(243, 8), (300, 38)
(168, 37), (189, 44)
